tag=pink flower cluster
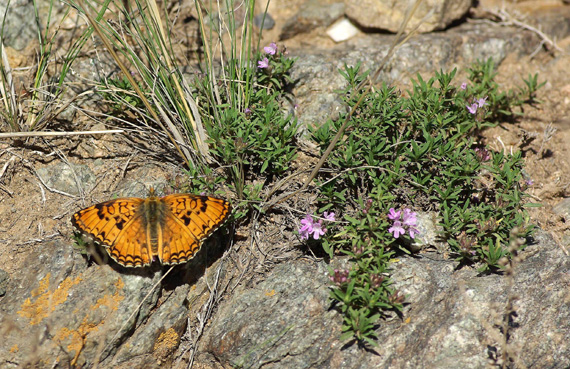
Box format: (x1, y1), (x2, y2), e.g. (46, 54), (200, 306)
(330, 269), (350, 286)
(466, 96), (488, 115)
(387, 208), (419, 239)
(299, 211), (335, 241)
(263, 42), (278, 55)
(258, 42), (278, 69)
(474, 147), (491, 162)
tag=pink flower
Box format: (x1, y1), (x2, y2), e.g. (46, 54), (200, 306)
(402, 209), (417, 226)
(460, 82), (467, 90)
(477, 96), (488, 108)
(323, 211), (336, 221)
(258, 57), (269, 69)
(311, 221), (326, 240)
(389, 220), (405, 238)
(387, 208), (401, 220)
(299, 214), (326, 240)
(299, 214), (314, 240)
(299, 211), (336, 241)
(466, 103), (478, 114)
(407, 226), (420, 239)
(263, 42), (277, 55)
(388, 208), (420, 239)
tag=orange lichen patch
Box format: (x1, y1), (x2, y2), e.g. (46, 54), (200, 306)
(10, 344), (19, 353)
(17, 273), (83, 325)
(91, 278), (125, 313)
(153, 328), (180, 359)
(114, 277), (124, 290)
(91, 293), (124, 313)
(53, 316), (99, 365)
(265, 289), (276, 297)
(50, 277), (125, 364)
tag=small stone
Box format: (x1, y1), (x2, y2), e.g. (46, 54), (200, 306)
(0, 269), (9, 297)
(553, 198), (570, 220)
(326, 18), (360, 43)
(0, 0), (36, 50)
(406, 211), (445, 253)
(36, 162), (96, 196)
(346, 0), (472, 34)
(254, 13), (275, 30)
(280, 1), (345, 40)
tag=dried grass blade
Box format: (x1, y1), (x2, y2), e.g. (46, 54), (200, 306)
(146, 0), (209, 157)
(0, 130), (124, 138)
(76, 0), (191, 167)
(0, 41), (18, 126)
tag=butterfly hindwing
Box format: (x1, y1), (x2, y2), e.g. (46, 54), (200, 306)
(159, 211), (201, 264)
(108, 213), (152, 267)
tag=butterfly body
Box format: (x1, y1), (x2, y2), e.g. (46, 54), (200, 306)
(72, 189), (231, 267)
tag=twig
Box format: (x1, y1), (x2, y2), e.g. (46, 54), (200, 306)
(6, 148), (76, 198)
(45, 142), (88, 200)
(31, 168), (76, 198)
(15, 233), (60, 246)
(0, 156), (15, 180)
(119, 151), (137, 181)
(0, 130), (124, 138)
(474, 7), (563, 55)
(35, 179), (47, 204)
(0, 213), (21, 232)
(0, 183), (14, 196)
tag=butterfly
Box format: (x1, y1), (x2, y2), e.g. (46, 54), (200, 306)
(71, 188), (231, 267)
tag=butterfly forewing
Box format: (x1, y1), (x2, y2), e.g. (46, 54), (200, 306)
(72, 198), (144, 246)
(163, 194), (232, 240)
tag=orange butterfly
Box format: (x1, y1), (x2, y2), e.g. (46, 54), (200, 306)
(72, 188), (231, 267)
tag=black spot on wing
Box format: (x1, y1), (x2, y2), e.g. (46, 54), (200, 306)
(115, 216), (125, 230)
(95, 203), (105, 218)
(180, 214), (192, 226)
